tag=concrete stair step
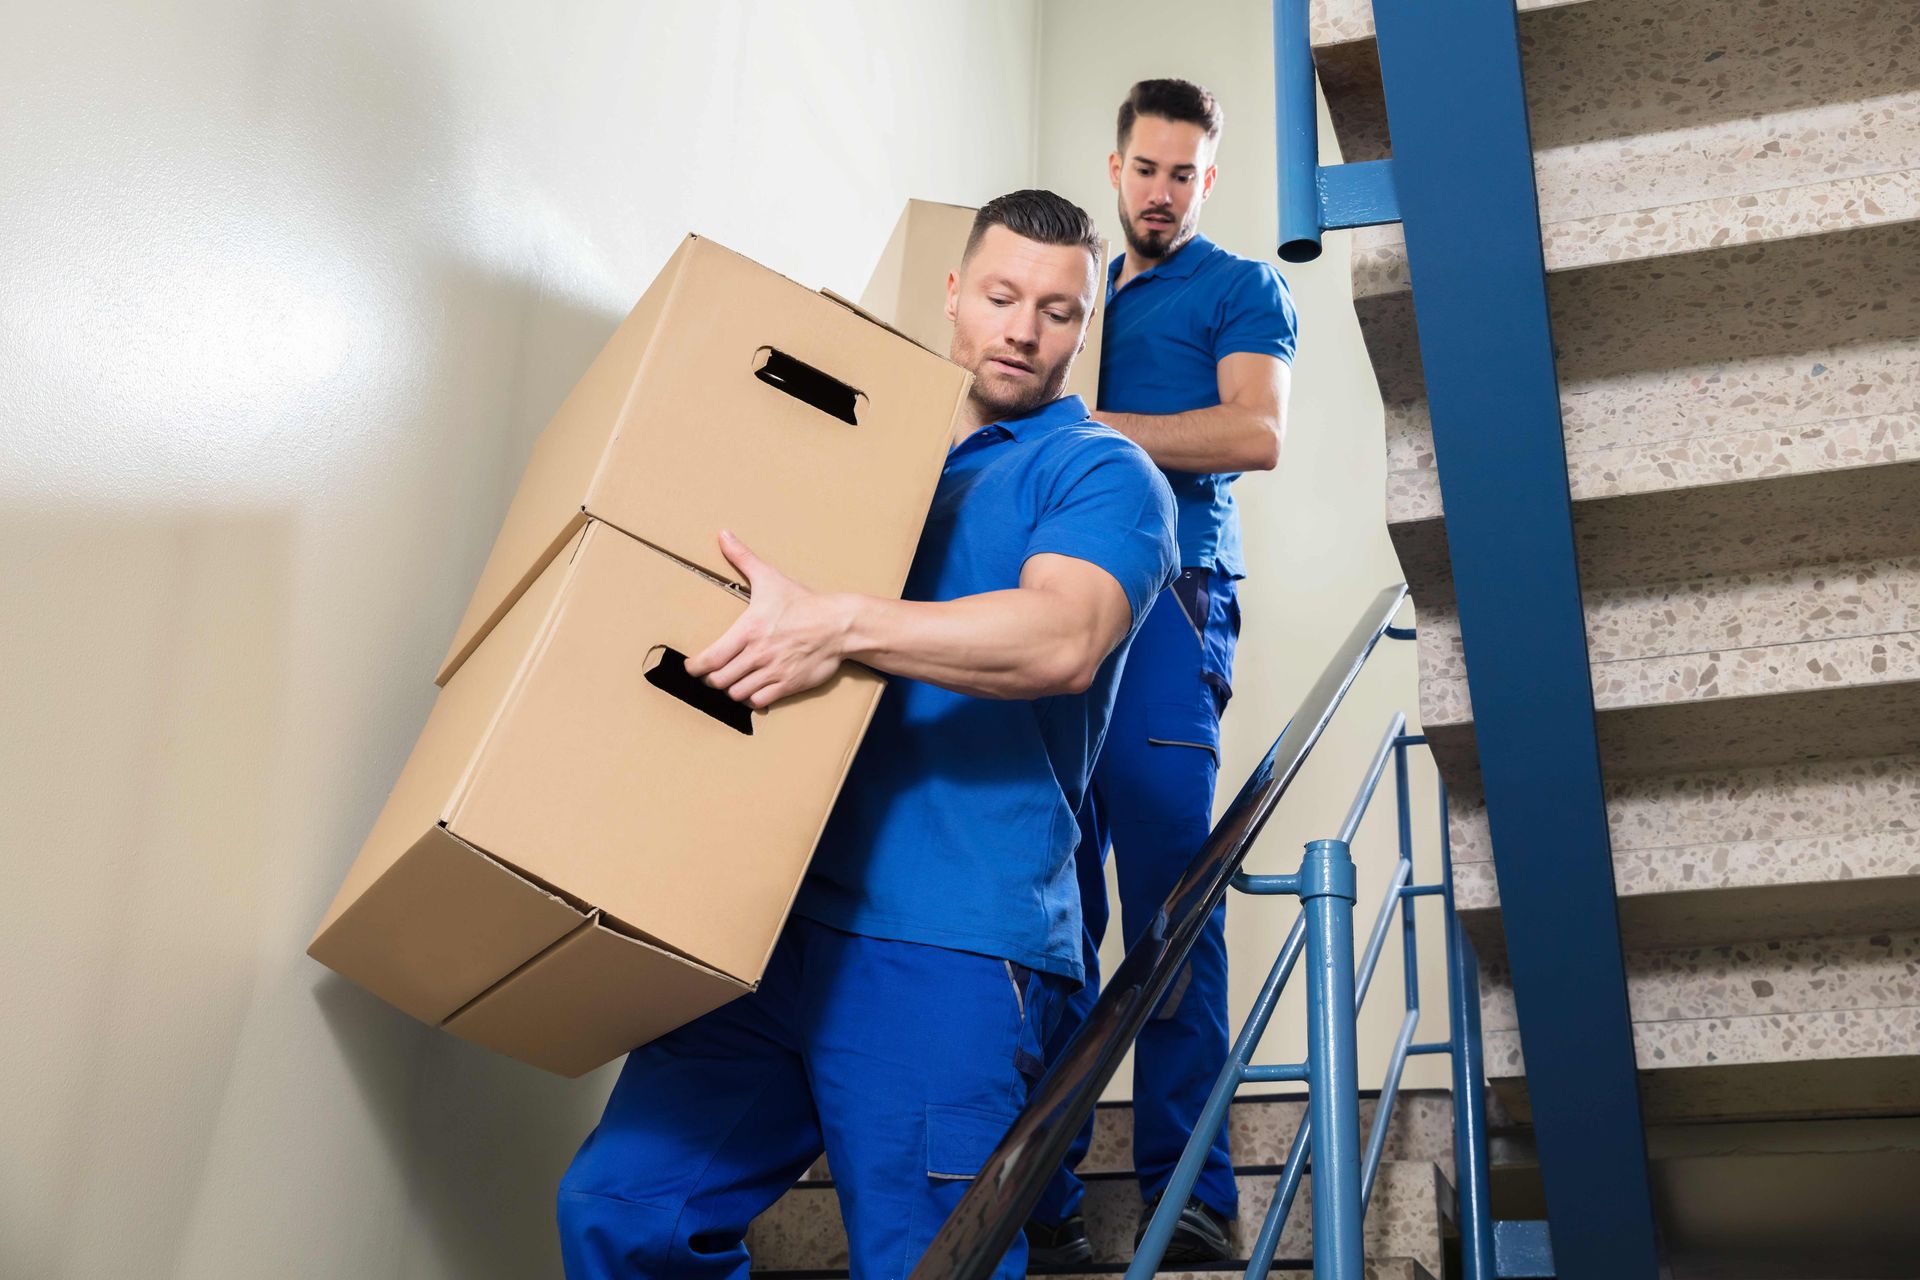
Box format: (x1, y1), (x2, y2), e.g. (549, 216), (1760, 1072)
(1317, 0), (1919, 270)
(1411, 556), (1920, 787)
(1478, 930), (1920, 1123)
(798, 1091), (1454, 1185)
(1311, 0), (1586, 53)
(1039, 1260), (1436, 1280)
(748, 1160), (1450, 1276)
(1380, 216), (1920, 608)
(1483, 1116), (1920, 1277)
(1448, 752), (1920, 953)
(753, 1261), (1436, 1280)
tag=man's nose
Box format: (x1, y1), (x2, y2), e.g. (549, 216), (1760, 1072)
(1004, 305), (1040, 349)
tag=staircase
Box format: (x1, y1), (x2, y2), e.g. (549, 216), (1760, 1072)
(1316, 0), (1920, 1270)
(745, 1092), (1458, 1277)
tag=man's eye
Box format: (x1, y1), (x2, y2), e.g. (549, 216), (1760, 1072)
(988, 296), (1012, 307)
(1045, 311), (1070, 324)
(1176, 174), (1194, 184)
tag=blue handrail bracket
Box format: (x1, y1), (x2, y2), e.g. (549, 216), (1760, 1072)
(1274, 0), (1401, 261)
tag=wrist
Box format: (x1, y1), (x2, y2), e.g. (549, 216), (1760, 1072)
(832, 592), (877, 665)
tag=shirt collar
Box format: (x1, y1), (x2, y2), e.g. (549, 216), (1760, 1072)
(993, 394), (1090, 442)
(1109, 232), (1216, 291)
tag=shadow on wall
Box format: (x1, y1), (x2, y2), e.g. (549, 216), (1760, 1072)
(312, 244), (670, 1280)
(0, 510), (296, 1276)
(306, 258), (637, 1280)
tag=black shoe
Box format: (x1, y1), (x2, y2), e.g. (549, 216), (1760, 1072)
(1137, 1192), (1235, 1265)
(1024, 1213), (1095, 1269)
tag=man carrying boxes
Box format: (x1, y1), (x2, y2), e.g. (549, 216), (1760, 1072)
(554, 189), (1177, 1278)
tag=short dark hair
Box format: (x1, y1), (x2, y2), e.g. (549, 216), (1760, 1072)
(1117, 78), (1223, 152)
(962, 189), (1102, 267)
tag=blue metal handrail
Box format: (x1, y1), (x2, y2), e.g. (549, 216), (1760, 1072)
(1130, 706), (1496, 1280)
(1273, 0), (1402, 261)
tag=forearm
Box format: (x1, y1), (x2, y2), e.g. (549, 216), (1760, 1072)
(838, 588), (1103, 700)
(1099, 404), (1281, 473)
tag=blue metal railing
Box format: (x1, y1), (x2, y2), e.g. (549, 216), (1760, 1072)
(1129, 706), (1495, 1280)
(910, 586), (1412, 1279)
(1273, 0), (1401, 261)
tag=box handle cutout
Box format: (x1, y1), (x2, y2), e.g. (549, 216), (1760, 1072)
(644, 646), (753, 736)
(752, 347), (865, 425)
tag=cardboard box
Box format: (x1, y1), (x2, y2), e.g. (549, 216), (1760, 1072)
(311, 520), (885, 1076)
(437, 234), (971, 686)
(857, 198), (1107, 407)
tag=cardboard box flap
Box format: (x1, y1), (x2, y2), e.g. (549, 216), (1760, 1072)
(818, 287), (937, 355)
(443, 910), (747, 1078)
(316, 524), (589, 939)
(307, 826), (587, 1025)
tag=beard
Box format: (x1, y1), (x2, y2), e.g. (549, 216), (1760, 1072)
(1118, 192), (1197, 262)
(962, 344), (1073, 421)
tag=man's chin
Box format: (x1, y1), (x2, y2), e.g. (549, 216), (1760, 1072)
(1124, 227), (1170, 260)
(973, 372), (1065, 422)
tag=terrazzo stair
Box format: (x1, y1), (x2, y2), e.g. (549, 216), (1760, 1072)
(747, 1093), (1456, 1276)
(1310, 0), (1920, 1263)
(1316, 0), (1919, 277)
(1479, 928), (1920, 1124)
(1042, 1265), (1435, 1280)
(1449, 753), (1920, 955)
(747, 1163), (1449, 1277)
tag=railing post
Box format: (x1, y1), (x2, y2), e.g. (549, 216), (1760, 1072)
(1301, 837), (1363, 1280)
(1443, 784), (1497, 1280)
(1274, 0), (1320, 261)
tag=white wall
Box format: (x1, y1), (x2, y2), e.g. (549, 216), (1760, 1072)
(1034, 0), (1451, 1096)
(0, 4), (1040, 1276)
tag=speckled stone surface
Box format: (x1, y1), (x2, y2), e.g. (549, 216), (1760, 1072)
(1419, 577), (1920, 728)
(1321, 0), (1920, 236)
(1449, 753), (1920, 950)
(1079, 1091), (1453, 1176)
(1312, 0), (1588, 48)
(751, 1162), (1448, 1274)
(1378, 220), (1920, 563)
(748, 1181), (851, 1272)
(1478, 931), (1920, 1033)
(1078, 1161), (1445, 1275)
(1053, 1264), (1434, 1280)
(1394, 462), (1920, 611)
(1486, 1006), (1920, 1122)
(1490, 1044), (1920, 1125)
(1354, 169), (1920, 303)
(1450, 752), (1920, 866)
(792, 1092), (1456, 1207)
(1428, 677), (1920, 789)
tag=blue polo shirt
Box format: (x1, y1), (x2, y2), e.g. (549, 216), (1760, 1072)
(1101, 234), (1298, 579)
(792, 394), (1178, 981)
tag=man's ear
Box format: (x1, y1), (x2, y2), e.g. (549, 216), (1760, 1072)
(1108, 151), (1123, 190)
(1202, 163), (1218, 201)
(944, 269), (960, 323)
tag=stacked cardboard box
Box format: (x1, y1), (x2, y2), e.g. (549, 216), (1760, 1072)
(310, 235), (971, 1076)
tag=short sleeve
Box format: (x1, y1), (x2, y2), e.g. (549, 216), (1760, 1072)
(1023, 435), (1179, 626)
(1215, 261), (1299, 365)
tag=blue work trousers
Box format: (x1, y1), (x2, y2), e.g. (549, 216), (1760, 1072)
(1033, 569), (1240, 1222)
(557, 917), (1064, 1279)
